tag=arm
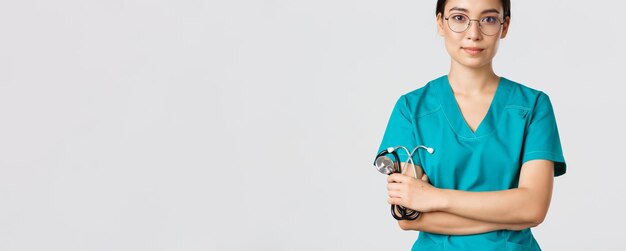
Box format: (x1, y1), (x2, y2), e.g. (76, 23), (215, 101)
(398, 211), (536, 234)
(438, 160), (554, 225)
(391, 163), (537, 234)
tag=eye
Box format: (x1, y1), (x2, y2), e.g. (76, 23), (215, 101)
(450, 14), (467, 22)
(481, 16), (499, 24)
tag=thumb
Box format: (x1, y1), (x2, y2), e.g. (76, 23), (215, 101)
(421, 174), (429, 182)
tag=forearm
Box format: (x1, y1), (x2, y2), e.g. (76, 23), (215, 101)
(438, 188), (545, 225)
(397, 211), (535, 235)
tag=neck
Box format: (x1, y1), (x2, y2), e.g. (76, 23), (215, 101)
(447, 60), (499, 95)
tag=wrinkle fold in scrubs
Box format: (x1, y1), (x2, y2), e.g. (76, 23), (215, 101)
(376, 75), (566, 251)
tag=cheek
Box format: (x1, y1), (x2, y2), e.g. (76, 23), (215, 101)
(442, 33), (463, 53)
(444, 41), (458, 58)
(485, 40), (500, 57)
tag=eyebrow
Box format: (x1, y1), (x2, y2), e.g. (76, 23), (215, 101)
(448, 7), (500, 15)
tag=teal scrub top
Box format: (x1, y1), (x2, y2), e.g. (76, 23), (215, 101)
(376, 75), (566, 251)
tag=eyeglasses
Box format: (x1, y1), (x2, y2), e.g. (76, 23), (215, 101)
(444, 13), (504, 36)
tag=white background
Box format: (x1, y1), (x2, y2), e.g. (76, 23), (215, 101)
(0, 0), (624, 250)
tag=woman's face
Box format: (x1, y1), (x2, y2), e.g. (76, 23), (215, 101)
(437, 0), (510, 69)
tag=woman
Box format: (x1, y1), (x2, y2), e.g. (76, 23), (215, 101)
(376, 0), (566, 250)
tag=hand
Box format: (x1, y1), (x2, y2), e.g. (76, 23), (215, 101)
(386, 173), (444, 213)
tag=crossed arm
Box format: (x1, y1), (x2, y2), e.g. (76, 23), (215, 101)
(389, 160), (554, 235)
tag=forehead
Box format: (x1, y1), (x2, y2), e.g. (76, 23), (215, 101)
(444, 0), (503, 14)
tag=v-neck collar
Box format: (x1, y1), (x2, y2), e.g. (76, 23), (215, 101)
(436, 75), (512, 139)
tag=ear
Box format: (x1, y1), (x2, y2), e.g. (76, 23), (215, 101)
(436, 13), (445, 37)
(500, 16), (510, 39)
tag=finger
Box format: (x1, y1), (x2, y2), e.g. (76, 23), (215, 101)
(388, 197), (404, 206)
(387, 191), (402, 198)
(387, 173), (406, 183)
(386, 183), (402, 191)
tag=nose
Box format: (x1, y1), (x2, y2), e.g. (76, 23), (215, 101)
(466, 20), (482, 41)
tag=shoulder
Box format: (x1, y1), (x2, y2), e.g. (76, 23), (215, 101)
(396, 75), (446, 118)
(501, 77), (554, 111)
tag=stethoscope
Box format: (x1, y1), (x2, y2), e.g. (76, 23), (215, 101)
(373, 145), (434, 220)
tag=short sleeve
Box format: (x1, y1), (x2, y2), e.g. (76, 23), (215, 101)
(376, 95), (420, 166)
(522, 93), (567, 176)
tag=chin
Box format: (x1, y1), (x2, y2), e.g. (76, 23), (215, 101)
(453, 57), (491, 69)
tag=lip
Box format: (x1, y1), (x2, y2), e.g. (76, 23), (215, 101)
(462, 47), (484, 55)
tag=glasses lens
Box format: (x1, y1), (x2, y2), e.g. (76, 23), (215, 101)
(479, 16), (502, 35)
(448, 14), (469, 33)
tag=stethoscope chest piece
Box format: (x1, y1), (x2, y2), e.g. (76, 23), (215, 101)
(374, 154), (396, 175)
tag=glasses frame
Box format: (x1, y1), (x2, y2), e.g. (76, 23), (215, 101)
(444, 13), (505, 36)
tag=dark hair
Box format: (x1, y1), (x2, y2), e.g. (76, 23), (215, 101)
(436, 0), (511, 18)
